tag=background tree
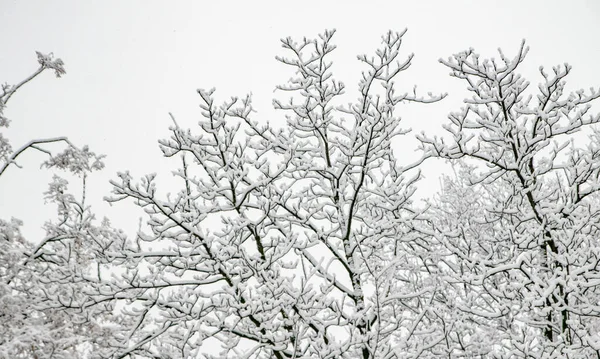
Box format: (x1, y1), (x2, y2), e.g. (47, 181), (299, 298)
(418, 43), (600, 357)
(0, 52), (111, 358)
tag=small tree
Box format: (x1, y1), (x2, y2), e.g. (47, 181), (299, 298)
(94, 30), (447, 359)
(0, 52), (111, 358)
(419, 43), (600, 357)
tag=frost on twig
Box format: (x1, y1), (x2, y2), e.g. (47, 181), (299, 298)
(0, 52), (73, 176)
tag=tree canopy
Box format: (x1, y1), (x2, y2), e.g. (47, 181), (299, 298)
(1, 30), (600, 359)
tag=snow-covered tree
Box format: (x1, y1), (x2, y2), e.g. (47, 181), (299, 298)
(7, 32), (600, 359)
(0, 52), (112, 358)
(92, 30), (448, 358)
(418, 42), (600, 357)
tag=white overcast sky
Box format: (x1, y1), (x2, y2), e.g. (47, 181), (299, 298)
(1, 0), (599, 240)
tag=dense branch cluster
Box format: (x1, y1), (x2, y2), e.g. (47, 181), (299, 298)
(1, 31), (600, 359)
(418, 43), (600, 357)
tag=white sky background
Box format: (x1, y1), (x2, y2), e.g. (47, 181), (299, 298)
(0, 0), (599, 241)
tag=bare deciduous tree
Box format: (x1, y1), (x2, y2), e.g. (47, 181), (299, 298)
(94, 30), (447, 359)
(419, 42), (600, 357)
